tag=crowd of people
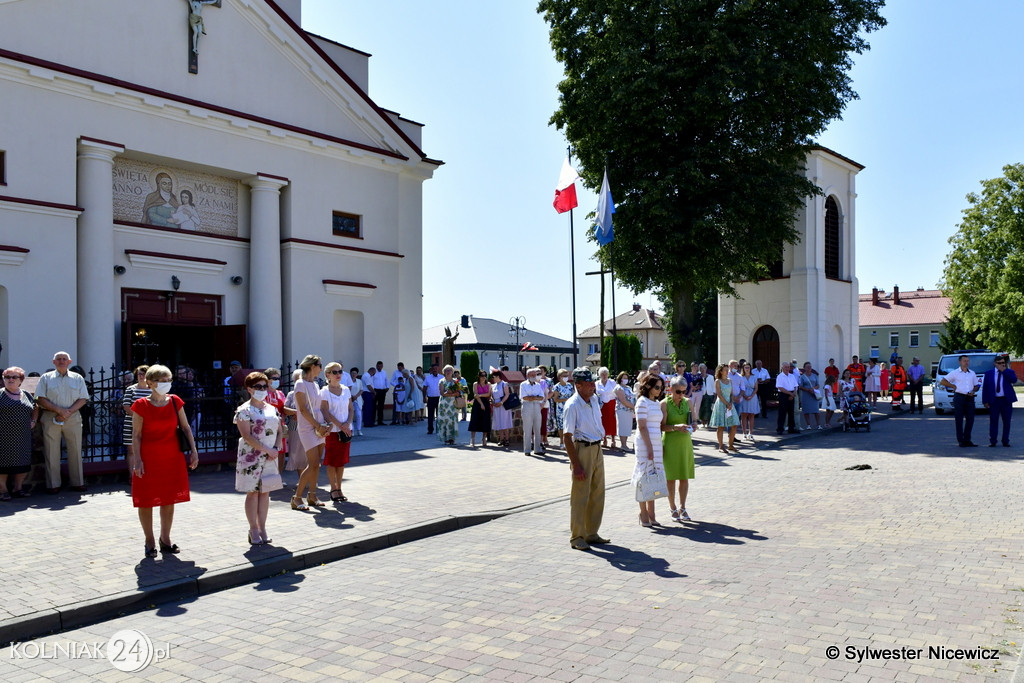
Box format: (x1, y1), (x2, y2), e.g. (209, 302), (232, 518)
(2, 348), (1017, 557)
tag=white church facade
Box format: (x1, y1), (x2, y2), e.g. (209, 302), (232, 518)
(0, 0), (438, 376)
(718, 147), (861, 371)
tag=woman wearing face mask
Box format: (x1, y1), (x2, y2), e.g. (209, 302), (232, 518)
(234, 372), (283, 545)
(263, 368), (293, 470)
(130, 364), (199, 557)
(613, 371), (635, 451)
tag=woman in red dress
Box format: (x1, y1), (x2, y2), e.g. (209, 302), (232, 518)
(131, 365), (199, 557)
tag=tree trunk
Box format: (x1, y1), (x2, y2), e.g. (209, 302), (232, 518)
(669, 282), (701, 363)
(599, 271), (606, 365)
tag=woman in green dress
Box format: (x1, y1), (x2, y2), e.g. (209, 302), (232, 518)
(663, 375), (696, 522)
(436, 365), (460, 445)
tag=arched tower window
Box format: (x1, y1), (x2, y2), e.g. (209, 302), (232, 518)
(824, 196), (841, 280)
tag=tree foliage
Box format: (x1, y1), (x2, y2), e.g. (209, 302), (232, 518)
(937, 309), (984, 356)
(600, 334), (642, 374)
(459, 351), (480, 386)
(538, 0), (885, 357)
(941, 163), (1024, 355)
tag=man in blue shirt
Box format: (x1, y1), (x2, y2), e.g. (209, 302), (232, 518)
(906, 357), (927, 414)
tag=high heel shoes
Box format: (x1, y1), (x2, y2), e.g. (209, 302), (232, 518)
(248, 529), (263, 546)
(638, 513), (652, 528)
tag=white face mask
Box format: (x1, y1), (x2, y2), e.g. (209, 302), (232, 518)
(620, 379), (629, 385)
(271, 380), (280, 390)
(155, 381), (173, 395)
(252, 389), (268, 402)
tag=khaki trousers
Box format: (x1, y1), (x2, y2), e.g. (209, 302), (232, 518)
(41, 412), (84, 488)
(569, 442), (605, 541)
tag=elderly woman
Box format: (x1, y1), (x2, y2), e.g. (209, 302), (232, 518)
(291, 355), (331, 511)
(348, 368), (365, 436)
(595, 367), (618, 448)
(437, 364), (460, 445)
(632, 374), (666, 527)
(709, 363), (740, 453)
(0, 367), (39, 500)
(235, 372), (283, 545)
(798, 361), (822, 429)
(551, 369), (574, 438)
(121, 365), (151, 466)
(131, 365), (199, 557)
(263, 367), (293, 468)
(320, 362), (354, 502)
(613, 371), (635, 450)
(663, 375), (696, 522)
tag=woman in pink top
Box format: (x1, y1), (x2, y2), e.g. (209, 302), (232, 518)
(291, 355), (331, 511)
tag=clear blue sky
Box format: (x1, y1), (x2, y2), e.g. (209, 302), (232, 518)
(303, 0), (1024, 344)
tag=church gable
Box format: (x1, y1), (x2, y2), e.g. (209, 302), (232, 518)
(0, 0), (417, 160)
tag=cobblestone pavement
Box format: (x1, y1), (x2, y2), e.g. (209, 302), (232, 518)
(4, 407), (1023, 681)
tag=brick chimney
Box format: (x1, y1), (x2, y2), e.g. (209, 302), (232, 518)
(632, 303), (641, 312)
(872, 287), (879, 305)
(893, 285), (900, 305)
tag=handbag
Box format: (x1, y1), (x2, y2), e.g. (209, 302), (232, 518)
(813, 389), (823, 401)
(454, 395), (467, 409)
(502, 392), (521, 411)
(177, 425), (190, 453)
(635, 463), (667, 502)
(259, 458), (283, 492)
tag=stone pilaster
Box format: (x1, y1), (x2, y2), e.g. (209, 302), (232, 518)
(244, 174), (288, 367)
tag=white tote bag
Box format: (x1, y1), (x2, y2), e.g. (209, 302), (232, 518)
(635, 463), (667, 502)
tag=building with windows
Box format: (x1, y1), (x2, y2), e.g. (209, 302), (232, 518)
(859, 287), (950, 377)
(578, 304), (676, 370)
(0, 0), (439, 377)
(423, 316), (576, 373)
(718, 147), (861, 371)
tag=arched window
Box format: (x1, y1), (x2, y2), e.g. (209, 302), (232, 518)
(824, 196), (841, 279)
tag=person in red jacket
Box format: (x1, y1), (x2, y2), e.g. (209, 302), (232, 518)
(845, 355), (866, 393)
(889, 357), (908, 411)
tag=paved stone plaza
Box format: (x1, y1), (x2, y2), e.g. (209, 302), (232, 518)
(2, 408), (1022, 681)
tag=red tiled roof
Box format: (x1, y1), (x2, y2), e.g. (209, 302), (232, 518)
(859, 289), (951, 327)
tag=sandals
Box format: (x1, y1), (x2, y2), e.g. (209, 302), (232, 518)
(11, 490), (29, 498)
(144, 545), (157, 558)
(248, 529), (263, 546)
(0, 492), (10, 502)
(158, 540), (180, 554)
(290, 496), (309, 511)
(307, 494), (326, 508)
(679, 508), (692, 522)
(671, 508), (681, 522)
(329, 489), (348, 503)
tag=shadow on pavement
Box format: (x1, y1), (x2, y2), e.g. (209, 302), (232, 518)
(654, 520), (768, 545)
(588, 544), (686, 578)
(134, 554), (207, 589)
(348, 451), (434, 467)
(254, 571), (305, 593)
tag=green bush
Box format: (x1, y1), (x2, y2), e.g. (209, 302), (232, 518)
(600, 335), (642, 374)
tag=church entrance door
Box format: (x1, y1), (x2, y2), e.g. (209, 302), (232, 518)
(121, 288), (246, 376)
(752, 325), (780, 373)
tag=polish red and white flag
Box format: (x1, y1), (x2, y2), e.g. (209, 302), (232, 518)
(552, 157), (580, 214)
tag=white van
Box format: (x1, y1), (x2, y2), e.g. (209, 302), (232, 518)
(933, 350), (999, 414)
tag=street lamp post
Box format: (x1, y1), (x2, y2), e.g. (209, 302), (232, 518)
(508, 316), (527, 372)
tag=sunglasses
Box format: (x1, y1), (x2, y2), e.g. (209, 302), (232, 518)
(329, 370), (347, 375)
(995, 361), (1006, 365)
(673, 389), (685, 395)
(3, 375), (24, 380)
(251, 383), (269, 390)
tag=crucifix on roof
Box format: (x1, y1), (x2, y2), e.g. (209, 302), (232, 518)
(187, 0), (220, 74)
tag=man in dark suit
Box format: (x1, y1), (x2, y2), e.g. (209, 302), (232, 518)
(982, 354), (1017, 447)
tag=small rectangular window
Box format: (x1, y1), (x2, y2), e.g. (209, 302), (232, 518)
(889, 331), (899, 348)
(930, 331), (940, 347)
(870, 346), (879, 358)
(0, 150), (6, 185)
(332, 211), (361, 238)
(909, 330), (919, 347)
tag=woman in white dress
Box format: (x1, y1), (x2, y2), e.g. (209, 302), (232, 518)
(234, 371), (283, 545)
(490, 372), (513, 447)
(864, 358), (881, 407)
(631, 374), (666, 527)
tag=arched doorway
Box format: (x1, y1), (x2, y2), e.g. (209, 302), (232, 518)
(752, 325), (780, 374)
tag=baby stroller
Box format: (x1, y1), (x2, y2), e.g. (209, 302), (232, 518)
(841, 390), (871, 432)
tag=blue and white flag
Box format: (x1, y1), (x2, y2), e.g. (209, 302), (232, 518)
(595, 168), (615, 245)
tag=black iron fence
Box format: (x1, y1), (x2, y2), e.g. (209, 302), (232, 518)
(55, 362), (306, 464)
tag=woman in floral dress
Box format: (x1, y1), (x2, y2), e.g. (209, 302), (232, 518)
(235, 371), (283, 545)
(436, 365), (460, 445)
(552, 369), (575, 436)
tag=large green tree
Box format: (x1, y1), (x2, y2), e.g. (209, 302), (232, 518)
(538, 0), (885, 358)
(941, 163), (1024, 355)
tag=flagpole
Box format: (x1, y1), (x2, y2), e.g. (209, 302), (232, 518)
(568, 145), (579, 368)
(610, 248), (618, 373)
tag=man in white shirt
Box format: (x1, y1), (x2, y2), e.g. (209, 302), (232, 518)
(775, 362), (799, 435)
(361, 367), (376, 429)
(939, 355), (980, 447)
(752, 360), (772, 418)
(389, 362), (406, 425)
(563, 368), (609, 551)
(728, 359), (744, 410)
(371, 361), (389, 426)
(34, 351), (90, 493)
(520, 368), (547, 455)
(422, 364), (443, 435)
